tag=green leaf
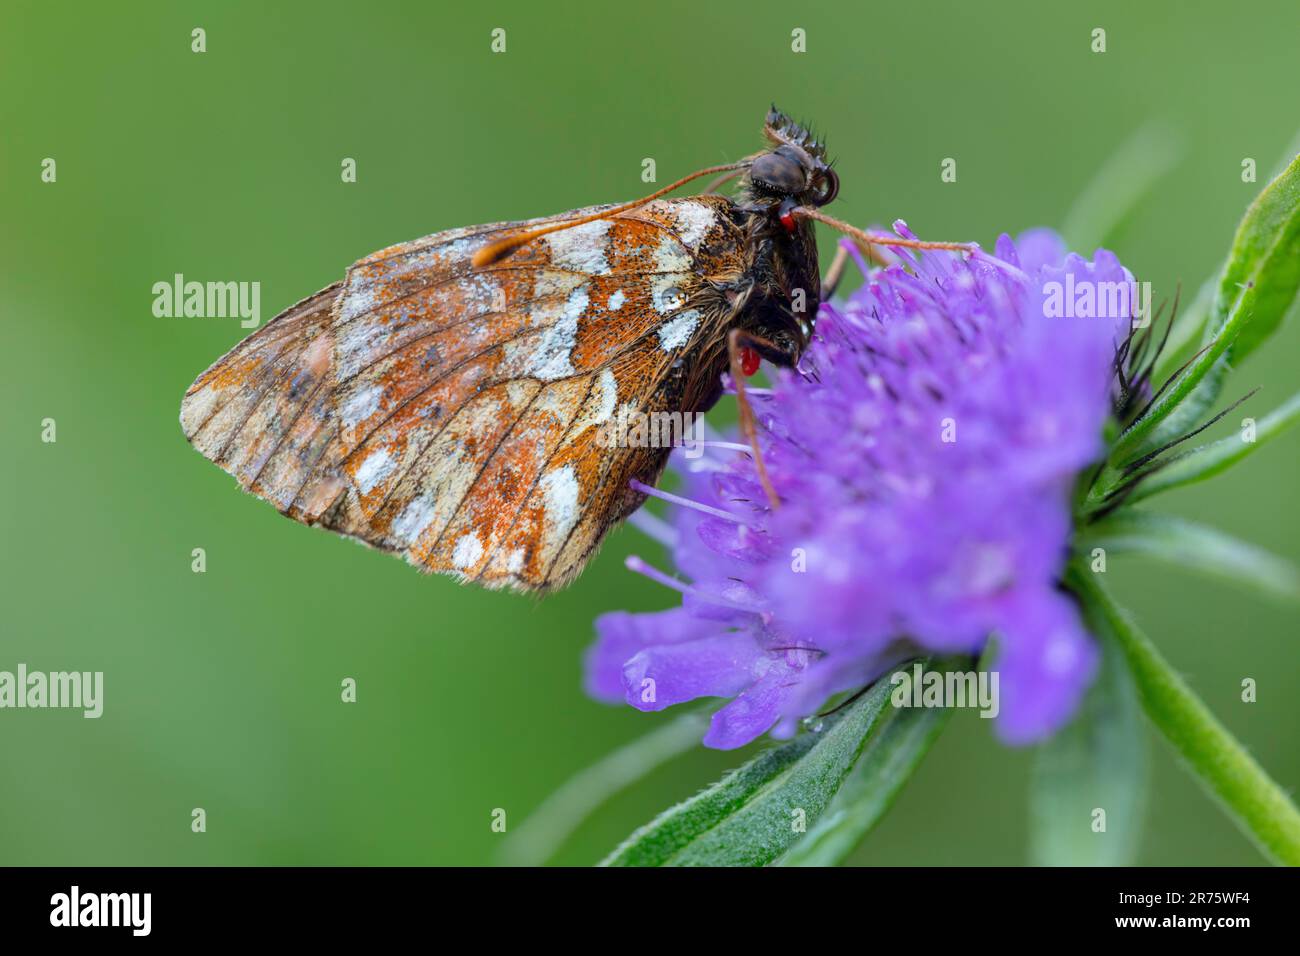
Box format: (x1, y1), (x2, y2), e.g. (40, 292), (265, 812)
(1066, 565), (1300, 865)
(1206, 152), (1300, 364)
(598, 721), (822, 867)
(1129, 389), (1300, 503)
(1155, 138), (1300, 378)
(1029, 603), (1146, 866)
(500, 712), (707, 866)
(600, 673), (899, 867)
(1078, 510), (1300, 603)
(1112, 154), (1300, 463)
(775, 684), (956, 867)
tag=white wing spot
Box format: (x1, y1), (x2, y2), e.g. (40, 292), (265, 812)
(653, 236), (691, 274)
(594, 369), (618, 424)
(393, 495), (437, 544)
(354, 448), (394, 494)
(608, 289), (625, 311)
(651, 274), (687, 315)
(673, 202), (715, 246)
(339, 286), (376, 321)
(545, 220), (612, 275)
(539, 465), (581, 551)
(529, 285), (588, 380)
(657, 310), (701, 350)
(341, 385), (384, 428)
(452, 533), (484, 570)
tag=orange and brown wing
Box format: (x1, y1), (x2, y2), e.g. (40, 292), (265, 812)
(180, 196), (739, 590)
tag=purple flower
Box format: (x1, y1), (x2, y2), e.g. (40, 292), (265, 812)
(587, 225), (1140, 749)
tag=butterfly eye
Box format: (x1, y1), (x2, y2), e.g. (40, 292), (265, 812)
(750, 150), (807, 196)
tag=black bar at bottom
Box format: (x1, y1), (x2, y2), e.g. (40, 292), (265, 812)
(0, 866), (1285, 940)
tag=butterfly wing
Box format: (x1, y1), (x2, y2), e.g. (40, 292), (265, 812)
(181, 196), (741, 590)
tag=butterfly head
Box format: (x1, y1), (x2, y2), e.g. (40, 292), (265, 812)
(744, 107), (839, 215)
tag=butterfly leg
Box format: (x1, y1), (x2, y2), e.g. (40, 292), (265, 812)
(821, 243), (850, 299)
(727, 327), (782, 510)
(822, 239), (897, 299)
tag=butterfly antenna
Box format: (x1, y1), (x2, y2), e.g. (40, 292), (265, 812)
(472, 162), (748, 268)
(700, 167), (745, 195)
(792, 207), (978, 254)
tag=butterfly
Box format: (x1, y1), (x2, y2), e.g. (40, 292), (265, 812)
(180, 107), (960, 591)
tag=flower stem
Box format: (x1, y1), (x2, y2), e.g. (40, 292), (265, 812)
(1068, 564), (1300, 865)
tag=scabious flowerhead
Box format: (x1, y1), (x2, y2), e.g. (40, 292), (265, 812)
(586, 224), (1141, 749)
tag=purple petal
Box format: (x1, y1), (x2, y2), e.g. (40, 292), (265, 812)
(991, 589), (1099, 744)
(703, 658), (802, 749)
(621, 632), (765, 712)
(584, 608), (716, 702)
(1014, 227), (1068, 272)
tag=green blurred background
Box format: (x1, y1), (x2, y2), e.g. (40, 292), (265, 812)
(2, 0), (1296, 866)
